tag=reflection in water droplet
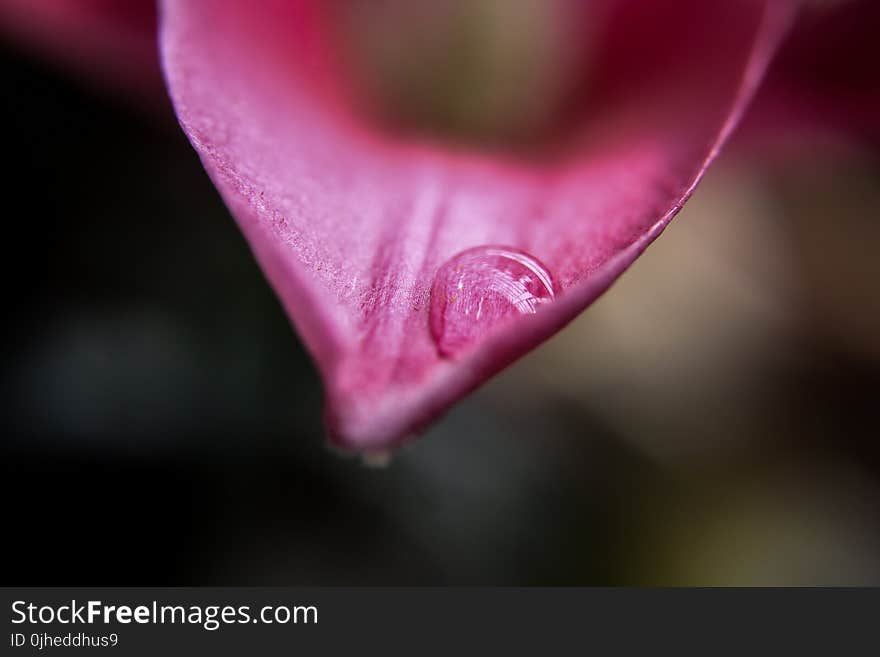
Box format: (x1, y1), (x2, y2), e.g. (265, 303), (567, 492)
(430, 246), (555, 357)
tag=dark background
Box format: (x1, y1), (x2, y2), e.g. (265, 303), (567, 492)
(2, 42), (879, 585)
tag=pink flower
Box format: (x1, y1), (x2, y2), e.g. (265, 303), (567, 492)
(0, 0), (162, 102)
(4, 1), (875, 453)
(159, 0), (800, 451)
(755, 0), (880, 143)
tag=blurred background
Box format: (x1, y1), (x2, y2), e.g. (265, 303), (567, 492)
(2, 1), (879, 585)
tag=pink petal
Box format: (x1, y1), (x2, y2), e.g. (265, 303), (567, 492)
(0, 0), (162, 101)
(744, 0), (880, 150)
(160, 0), (795, 451)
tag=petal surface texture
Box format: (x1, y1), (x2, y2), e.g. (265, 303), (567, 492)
(161, 0), (795, 450)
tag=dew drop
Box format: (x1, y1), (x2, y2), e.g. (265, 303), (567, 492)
(429, 245), (555, 358)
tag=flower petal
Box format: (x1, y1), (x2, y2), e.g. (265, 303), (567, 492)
(160, 0), (795, 450)
(743, 0), (880, 151)
(0, 0), (162, 101)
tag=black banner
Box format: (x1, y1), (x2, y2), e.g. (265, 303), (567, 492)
(1, 588), (877, 655)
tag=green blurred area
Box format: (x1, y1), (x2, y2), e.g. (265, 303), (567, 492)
(326, 0), (589, 150)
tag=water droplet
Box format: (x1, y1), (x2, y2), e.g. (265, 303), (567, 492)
(430, 245), (555, 357)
